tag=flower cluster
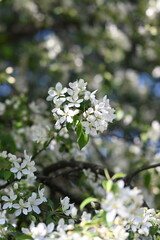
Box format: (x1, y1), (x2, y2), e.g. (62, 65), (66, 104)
(22, 222), (55, 240)
(101, 180), (143, 222)
(19, 180), (160, 240)
(60, 196), (77, 217)
(0, 151), (47, 219)
(0, 150), (36, 180)
(12, 190), (46, 216)
(47, 79), (115, 136)
(1, 187), (46, 217)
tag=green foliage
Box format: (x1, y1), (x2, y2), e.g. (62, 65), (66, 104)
(10, 232), (33, 240)
(76, 121), (89, 149)
(80, 197), (98, 211)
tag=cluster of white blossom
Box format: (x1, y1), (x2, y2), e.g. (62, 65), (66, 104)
(126, 208), (159, 236)
(6, 98), (51, 148)
(20, 180), (160, 240)
(0, 151), (47, 220)
(1, 80), (160, 240)
(27, 101), (51, 143)
(60, 196), (77, 217)
(1, 188), (46, 216)
(101, 180), (143, 222)
(26, 124), (49, 144)
(0, 150), (36, 180)
(47, 79), (115, 136)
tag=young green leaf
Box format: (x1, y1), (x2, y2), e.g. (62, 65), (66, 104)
(80, 197), (98, 211)
(17, 235), (33, 240)
(76, 121), (89, 149)
(112, 173), (126, 180)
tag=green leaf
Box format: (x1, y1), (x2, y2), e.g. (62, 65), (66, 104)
(28, 215), (36, 222)
(73, 115), (79, 127)
(102, 179), (113, 192)
(16, 235), (33, 240)
(3, 170), (12, 180)
(111, 183), (119, 194)
(104, 168), (111, 180)
(78, 131), (89, 150)
(76, 121), (82, 140)
(76, 121), (89, 149)
(128, 231), (135, 240)
(80, 197), (98, 210)
(112, 173), (126, 180)
(150, 226), (158, 236)
(0, 158), (10, 169)
(47, 199), (54, 210)
(144, 171), (151, 188)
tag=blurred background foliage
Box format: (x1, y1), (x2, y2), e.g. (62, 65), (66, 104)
(0, 0), (160, 207)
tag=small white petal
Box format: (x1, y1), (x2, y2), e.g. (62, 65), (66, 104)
(15, 209), (21, 216)
(33, 206), (41, 214)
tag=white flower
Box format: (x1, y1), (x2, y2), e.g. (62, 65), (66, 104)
(29, 125), (48, 143)
(22, 222), (54, 238)
(0, 151), (7, 158)
(101, 181), (143, 222)
(81, 211), (91, 222)
(0, 205), (6, 225)
(2, 190), (17, 209)
(28, 192), (42, 214)
(57, 218), (68, 231)
(67, 94), (83, 108)
(47, 82), (67, 101)
(57, 105), (78, 124)
(13, 199), (29, 216)
(83, 107), (94, 118)
(69, 81), (79, 90)
(113, 226), (129, 240)
(38, 188), (47, 203)
(26, 160), (36, 176)
(126, 209), (153, 236)
(84, 90), (97, 101)
(60, 197), (77, 217)
(10, 160), (29, 179)
(65, 203), (77, 217)
(61, 196), (70, 212)
(8, 153), (21, 164)
(49, 139), (57, 150)
(82, 121), (97, 136)
(0, 214), (6, 225)
(59, 127), (69, 138)
(52, 97), (66, 113)
(77, 79), (87, 91)
(148, 120), (160, 142)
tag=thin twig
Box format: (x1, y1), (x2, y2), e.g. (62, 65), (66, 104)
(31, 135), (55, 160)
(124, 162), (160, 185)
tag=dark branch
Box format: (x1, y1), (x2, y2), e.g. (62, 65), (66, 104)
(43, 159), (113, 177)
(124, 162), (160, 185)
